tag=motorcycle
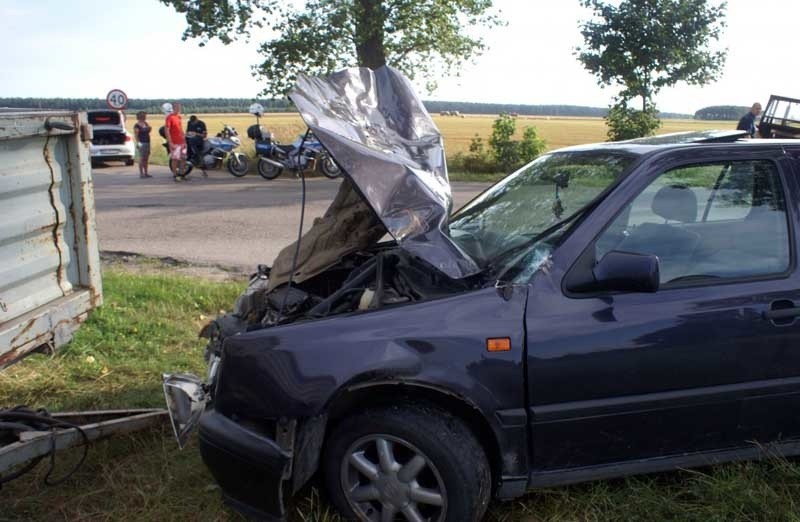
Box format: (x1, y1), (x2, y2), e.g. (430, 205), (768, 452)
(160, 124), (249, 178)
(247, 104), (341, 180)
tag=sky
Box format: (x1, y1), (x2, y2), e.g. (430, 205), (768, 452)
(0, 0), (795, 114)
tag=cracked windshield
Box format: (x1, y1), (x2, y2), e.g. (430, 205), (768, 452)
(449, 151), (635, 277)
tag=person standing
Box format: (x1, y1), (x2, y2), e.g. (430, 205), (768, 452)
(186, 114), (208, 176)
(737, 102), (762, 138)
(133, 111), (152, 178)
(163, 102), (187, 180)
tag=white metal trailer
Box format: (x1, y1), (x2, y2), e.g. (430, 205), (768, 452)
(0, 110), (102, 368)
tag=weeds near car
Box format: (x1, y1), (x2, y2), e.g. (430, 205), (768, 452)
(2, 268), (798, 521)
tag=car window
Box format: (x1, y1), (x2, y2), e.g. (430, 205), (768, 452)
(449, 151), (635, 267)
(88, 111), (122, 125)
(595, 160), (790, 285)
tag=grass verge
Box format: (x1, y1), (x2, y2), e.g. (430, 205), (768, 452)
(2, 268), (800, 521)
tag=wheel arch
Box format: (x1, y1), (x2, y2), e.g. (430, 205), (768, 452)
(323, 381), (503, 489)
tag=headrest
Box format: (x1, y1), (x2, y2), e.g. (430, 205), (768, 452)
(651, 184), (697, 223)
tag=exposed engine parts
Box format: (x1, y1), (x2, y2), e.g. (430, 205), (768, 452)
(199, 248), (478, 360)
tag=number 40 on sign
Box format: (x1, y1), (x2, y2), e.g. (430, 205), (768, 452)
(106, 89), (128, 110)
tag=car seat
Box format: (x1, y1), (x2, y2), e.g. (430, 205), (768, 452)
(616, 184), (701, 283)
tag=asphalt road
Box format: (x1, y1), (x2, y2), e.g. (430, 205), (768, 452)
(92, 164), (490, 270)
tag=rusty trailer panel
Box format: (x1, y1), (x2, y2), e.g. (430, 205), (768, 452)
(0, 111), (102, 369)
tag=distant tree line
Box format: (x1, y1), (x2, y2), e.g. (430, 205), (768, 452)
(0, 97), (293, 114)
(0, 97), (693, 119)
(694, 105), (749, 121)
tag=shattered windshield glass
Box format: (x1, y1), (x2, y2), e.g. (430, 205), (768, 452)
(448, 151), (635, 270)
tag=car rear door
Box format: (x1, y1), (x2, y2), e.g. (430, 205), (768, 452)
(523, 146), (800, 472)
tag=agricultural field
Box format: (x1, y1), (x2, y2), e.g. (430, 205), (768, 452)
(127, 113), (734, 172)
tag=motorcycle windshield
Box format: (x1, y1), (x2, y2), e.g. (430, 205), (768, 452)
(289, 66), (479, 279)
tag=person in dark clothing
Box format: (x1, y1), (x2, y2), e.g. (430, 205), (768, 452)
(133, 111), (152, 178)
(737, 103), (762, 138)
(186, 115), (207, 173)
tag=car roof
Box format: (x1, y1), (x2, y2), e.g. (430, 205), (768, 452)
(555, 130), (800, 157)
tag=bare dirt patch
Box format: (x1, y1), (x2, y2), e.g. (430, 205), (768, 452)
(101, 250), (251, 282)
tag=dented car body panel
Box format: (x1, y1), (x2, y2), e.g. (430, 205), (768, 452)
(201, 284), (528, 519)
(215, 283), (528, 449)
(290, 66), (480, 279)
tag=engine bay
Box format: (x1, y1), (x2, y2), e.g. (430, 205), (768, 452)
(199, 247), (481, 360)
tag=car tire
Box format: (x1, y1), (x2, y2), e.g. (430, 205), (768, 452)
(323, 404), (491, 522)
(125, 158), (135, 166)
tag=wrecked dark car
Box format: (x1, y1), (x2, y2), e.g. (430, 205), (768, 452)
(164, 67), (800, 522)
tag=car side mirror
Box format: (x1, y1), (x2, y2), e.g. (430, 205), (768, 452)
(592, 251), (659, 293)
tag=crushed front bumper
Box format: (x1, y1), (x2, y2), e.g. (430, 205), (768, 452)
(198, 409), (292, 520)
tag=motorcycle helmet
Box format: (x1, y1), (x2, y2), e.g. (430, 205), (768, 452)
(161, 102), (173, 115)
(248, 103), (264, 116)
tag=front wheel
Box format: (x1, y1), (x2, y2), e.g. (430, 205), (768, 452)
(318, 153), (341, 179)
(257, 158), (283, 180)
(172, 161), (193, 178)
(227, 153), (249, 177)
(324, 404), (491, 522)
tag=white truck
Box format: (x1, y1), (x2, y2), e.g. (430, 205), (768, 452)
(0, 110), (102, 368)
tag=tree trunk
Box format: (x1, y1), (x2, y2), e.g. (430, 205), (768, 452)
(354, 0), (387, 69)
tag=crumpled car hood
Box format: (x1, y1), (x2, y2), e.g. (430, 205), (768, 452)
(287, 66), (479, 280)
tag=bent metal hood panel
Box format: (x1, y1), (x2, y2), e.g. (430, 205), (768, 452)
(289, 66), (479, 279)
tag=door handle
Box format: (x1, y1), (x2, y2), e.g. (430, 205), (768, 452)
(763, 299), (800, 325)
(762, 307), (800, 320)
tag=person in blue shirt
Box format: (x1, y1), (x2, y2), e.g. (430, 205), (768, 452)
(737, 103), (762, 138)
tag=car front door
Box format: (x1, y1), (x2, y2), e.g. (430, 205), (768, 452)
(524, 148), (800, 473)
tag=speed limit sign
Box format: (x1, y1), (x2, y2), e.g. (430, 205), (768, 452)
(106, 89), (128, 110)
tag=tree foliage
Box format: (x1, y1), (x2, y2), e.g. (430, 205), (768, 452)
(161, 0), (502, 96)
(605, 99), (661, 141)
(452, 114), (546, 173)
(576, 0), (727, 112)
(694, 105), (749, 121)
(576, 0), (726, 140)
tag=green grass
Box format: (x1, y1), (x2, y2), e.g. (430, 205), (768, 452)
(3, 269), (800, 521)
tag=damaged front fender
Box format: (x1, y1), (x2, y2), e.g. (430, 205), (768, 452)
(213, 284), (530, 485)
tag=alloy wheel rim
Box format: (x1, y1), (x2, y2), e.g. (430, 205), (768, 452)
(341, 434), (447, 522)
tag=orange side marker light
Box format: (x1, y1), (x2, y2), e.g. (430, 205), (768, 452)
(486, 337), (511, 352)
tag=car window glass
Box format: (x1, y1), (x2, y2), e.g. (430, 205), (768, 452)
(88, 111), (122, 125)
(769, 100), (800, 122)
(595, 160), (789, 285)
(449, 151), (634, 267)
